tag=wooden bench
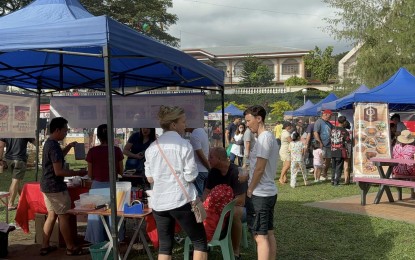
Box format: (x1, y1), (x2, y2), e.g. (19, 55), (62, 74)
(354, 177), (415, 205)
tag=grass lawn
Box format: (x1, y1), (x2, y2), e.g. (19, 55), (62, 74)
(2, 156), (415, 259)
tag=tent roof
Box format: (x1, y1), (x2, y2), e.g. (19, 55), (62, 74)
(320, 85), (369, 111)
(0, 0), (224, 91)
(291, 93), (338, 116)
(215, 104), (243, 116)
(336, 68), (415, 111)
(284, 100), (314, 116)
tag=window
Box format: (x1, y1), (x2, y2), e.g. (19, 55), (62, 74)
(233, 61), (244, 77)
(282, 59), (299, 75)
(261, 59), (275, 76)
(213, 62), (227, 76)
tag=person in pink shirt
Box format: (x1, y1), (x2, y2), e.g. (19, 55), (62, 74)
(312, 140), (323, 182)
(392, 130), (415, 176)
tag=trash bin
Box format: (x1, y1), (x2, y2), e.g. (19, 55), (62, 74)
(89, 241), (114, 260)
(0, 225), (16, 258)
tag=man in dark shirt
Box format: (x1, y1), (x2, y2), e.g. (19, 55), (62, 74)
(314, 110), (334, 180)
(0, 138), (35, 210)
(40, 117), (88, 256)
(330, 116), (351, 186)
(203, 146), (247, 259)
(225, 117), (241, 147)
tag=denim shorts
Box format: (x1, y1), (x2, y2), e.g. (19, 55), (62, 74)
(246, 194), (277, 235)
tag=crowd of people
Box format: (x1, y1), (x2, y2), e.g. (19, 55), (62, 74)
(5, 102), (415, 259)
(11, 104), (274, 259)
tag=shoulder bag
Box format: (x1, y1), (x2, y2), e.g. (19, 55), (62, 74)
(155, 140), (206, 223)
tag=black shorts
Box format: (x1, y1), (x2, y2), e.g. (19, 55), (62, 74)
(246, 194), (277, 236)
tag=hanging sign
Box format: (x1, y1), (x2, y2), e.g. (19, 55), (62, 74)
(353, 103), (391, 177)
(50, 93), (205, 128)
(0, 92), (37, 138)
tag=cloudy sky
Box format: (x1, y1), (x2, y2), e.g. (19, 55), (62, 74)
(167, 0), (352, 54)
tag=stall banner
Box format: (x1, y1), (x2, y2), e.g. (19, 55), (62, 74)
(353, 103), (391, 177)
(208, 113), (228, 121)
(50, 93), (205, 128)
(0, 92), (37, 138)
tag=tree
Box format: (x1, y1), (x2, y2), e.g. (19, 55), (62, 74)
(284, 76), (308, 86)
(269, 101), (292, 121)
(323, 0), (415, 86)
(0, 0), (179, 47)
(304, 46), (335, 84)
(239, 56), (274, 88)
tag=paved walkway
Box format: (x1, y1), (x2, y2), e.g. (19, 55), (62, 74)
(305, 191), (415, 224)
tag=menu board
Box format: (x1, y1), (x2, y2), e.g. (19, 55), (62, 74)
(353, 103), (391, 177)
(50, 93), (205, 128)
(0, 93), (37, 138)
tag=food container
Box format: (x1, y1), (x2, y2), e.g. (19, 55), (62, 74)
(116, 182), (131, 212)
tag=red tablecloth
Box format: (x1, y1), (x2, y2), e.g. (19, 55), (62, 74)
(15, 182), (89, 233)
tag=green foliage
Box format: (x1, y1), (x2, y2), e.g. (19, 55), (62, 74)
(214, 101), (246, 113)
(269, 101), (293, 120)
(304, 46), (335, 84)
(0, 0), (31, 15)
(238, 56), (274, 88)
(284, 76), (308, 86)
(205, 88), (329, 114)
(332, 78), (361, 98)
(323, 0), (415, 86)
(0, 0), (179, 47)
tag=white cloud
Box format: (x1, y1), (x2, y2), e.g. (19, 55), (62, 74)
(167, 0), (352, 53)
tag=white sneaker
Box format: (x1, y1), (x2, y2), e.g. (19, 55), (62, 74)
(320, 176), (327, 181)
(290, 183), (296, 188)
(309, 168), (314, 173)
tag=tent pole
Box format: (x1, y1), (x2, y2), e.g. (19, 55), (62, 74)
(221, 86), (225, 147)
(35, 85), (41, 181)
(103, 45), (119, 259)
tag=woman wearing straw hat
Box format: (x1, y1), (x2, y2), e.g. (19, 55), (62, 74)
(145, 105), (207, 260)
(392, 130), (415, 176)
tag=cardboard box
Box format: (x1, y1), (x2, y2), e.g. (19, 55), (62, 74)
(35, 213), (77, 247)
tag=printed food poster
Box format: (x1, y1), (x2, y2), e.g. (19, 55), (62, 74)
(353, 103), (391, 177)
(0, 93), (36, 138)
(0, 103), (10, 132)
(12, 105), (31, 133)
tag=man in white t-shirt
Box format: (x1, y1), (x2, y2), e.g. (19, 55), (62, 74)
(186, 128), (210, 197)
(243, 105), (278, 260)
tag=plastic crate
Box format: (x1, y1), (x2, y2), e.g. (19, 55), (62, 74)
(89, 241), (114, 260)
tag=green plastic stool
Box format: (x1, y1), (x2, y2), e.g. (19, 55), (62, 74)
(184, 200), (237, 260)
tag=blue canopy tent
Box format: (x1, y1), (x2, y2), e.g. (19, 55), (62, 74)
(215, 104), (244, 116)
(335, 68), (415, 111)
(291, 93), (338, 117)
(0, 0), (224, 256)
(284, 100), (314, 116)
(320, 85), (370, 111)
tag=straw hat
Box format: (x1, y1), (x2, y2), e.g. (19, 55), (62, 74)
(397, 130), (415, 144)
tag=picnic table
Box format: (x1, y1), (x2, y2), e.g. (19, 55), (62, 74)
(354, 158), (415, 205)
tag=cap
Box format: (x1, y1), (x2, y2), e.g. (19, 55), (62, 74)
(322, 109), (333, 115)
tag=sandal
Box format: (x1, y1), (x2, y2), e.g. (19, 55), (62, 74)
(66, 247), (88, 256)
(40, 245), (57, 256)
(8, 205), (17, 211)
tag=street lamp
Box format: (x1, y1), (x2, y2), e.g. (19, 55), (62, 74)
(302, 88), (308, 104)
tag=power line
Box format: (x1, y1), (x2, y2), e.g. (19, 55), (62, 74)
(182, 0), (322, 17)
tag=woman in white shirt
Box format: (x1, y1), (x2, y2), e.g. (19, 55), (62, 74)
(145, 105), (207, 260)
(230, 123), (246, 166)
